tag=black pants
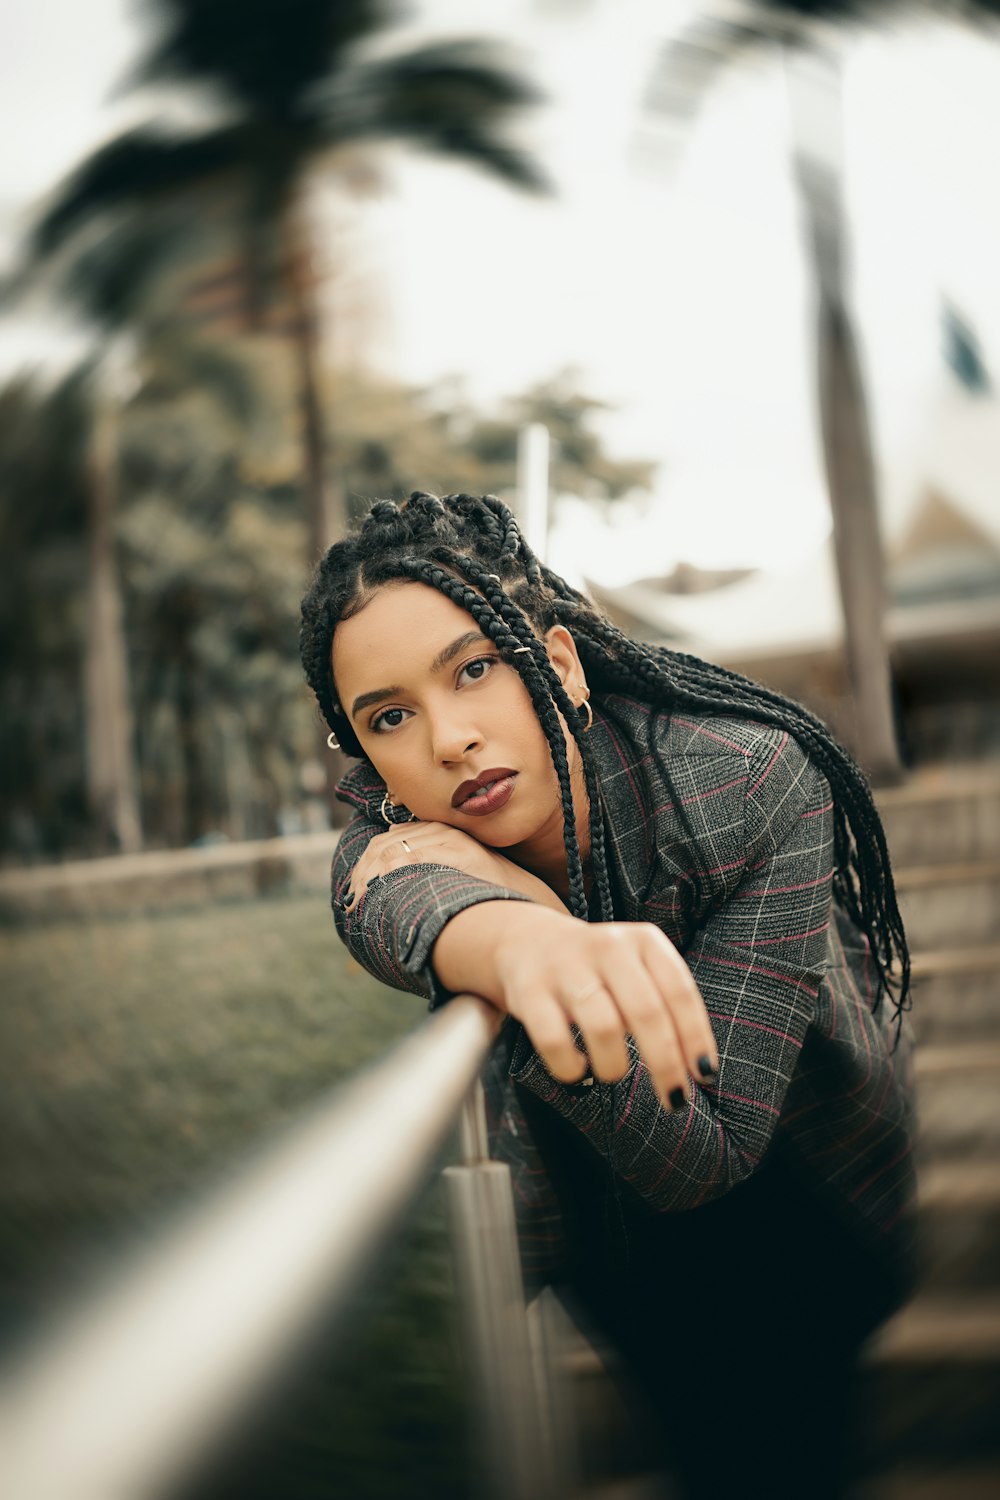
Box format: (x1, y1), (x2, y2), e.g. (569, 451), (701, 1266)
(518, 1086), (902, 1500)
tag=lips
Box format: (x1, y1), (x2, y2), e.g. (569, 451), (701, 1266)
(452, 767), (518, 810)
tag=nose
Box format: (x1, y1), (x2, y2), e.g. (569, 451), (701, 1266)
(429, 705), (484, 765)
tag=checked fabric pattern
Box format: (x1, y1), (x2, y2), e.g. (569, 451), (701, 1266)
(331, 695), (918, 1290)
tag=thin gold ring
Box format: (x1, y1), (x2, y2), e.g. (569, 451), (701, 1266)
(568, 981), (605, 1007)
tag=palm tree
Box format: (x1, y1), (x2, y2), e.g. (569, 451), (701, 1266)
(23, 0), (547, 564)
(641, 2), (1000, 782)
(4, 205), (267, 853)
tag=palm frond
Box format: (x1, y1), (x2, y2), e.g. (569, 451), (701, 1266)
(28, 126), (248, 260)
(325, 40), (550, 193)
(125, 0), (395, 115)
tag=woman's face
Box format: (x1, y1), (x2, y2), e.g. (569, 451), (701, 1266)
(331, 581), (588, 865)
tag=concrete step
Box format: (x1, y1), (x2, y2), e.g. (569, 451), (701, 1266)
(918, 1159), (1000, 1294)
(851, 1468), (1000, 1500)
(877, 764), (1000, 867)
(857, 1295), (1000, 1470)
(909, 946), (1000, 1045)
(896, 859), (1000, 950)
(914, 1044), (1000, 1161)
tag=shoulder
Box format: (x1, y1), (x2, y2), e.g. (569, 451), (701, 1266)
(594, 694), (830, 858)
(597, 692), (808, 781)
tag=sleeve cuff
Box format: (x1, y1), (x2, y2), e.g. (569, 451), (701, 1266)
(387, 867), (534, 1012)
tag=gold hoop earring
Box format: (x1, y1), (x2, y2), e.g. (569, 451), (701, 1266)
(326, 731), (341, 751)
(579, 698), (593, 732)
(380, 792), (416, 827)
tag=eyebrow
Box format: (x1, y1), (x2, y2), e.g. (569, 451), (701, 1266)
(349, 631), (492, 720)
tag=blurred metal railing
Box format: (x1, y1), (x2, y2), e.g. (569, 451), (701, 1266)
(0, 995), (572, 1500)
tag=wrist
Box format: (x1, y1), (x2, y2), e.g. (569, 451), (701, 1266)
(430, 900), (575, 1009)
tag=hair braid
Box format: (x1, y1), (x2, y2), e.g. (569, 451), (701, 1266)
(442, 548), (615, 923)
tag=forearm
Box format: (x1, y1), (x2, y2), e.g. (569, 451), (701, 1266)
(431, 899), (578, 1008)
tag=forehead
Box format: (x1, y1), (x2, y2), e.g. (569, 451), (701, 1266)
(331, 581), (479, 690)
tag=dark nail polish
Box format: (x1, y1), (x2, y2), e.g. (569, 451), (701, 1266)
(697, 1054), (717, 1080)
(669, 1086), (687, 1111)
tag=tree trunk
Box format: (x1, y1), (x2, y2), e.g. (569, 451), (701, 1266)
(285, 207), (350, 817)
(175, 627), (214, 845)
(84, 391), (143, 853)
(286, 212), (347, 564)
(786, 46), (902, 784)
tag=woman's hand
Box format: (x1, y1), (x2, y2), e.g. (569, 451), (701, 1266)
(343, 821), (569, 914)
(434, 902), (719, 1110)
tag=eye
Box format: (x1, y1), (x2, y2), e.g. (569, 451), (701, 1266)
(369, 705), (412, 735)
(457, 654), (498, 687)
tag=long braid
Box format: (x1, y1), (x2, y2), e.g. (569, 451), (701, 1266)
(442, 549), (614, 923)
(299, 490), (911, 1040)
(393, 554), (590, 922)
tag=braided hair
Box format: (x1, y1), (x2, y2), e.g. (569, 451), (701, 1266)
(300, 490), (910, 1035)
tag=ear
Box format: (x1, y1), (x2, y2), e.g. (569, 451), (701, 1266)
(543, 624), (584, 689)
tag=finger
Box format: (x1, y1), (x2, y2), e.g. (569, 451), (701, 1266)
(637, 925), (719, 1083)
(595, 950), (690, 1105)
(346, 829), (425, 908)
(563, 983), (630, 1083)
(512, 994), (591, 1084)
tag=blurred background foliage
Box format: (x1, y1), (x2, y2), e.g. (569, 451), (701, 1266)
(0, 352), (654, 861)
(0, 0), (658, 862)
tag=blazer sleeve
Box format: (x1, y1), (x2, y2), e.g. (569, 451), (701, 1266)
(507, 729), (835, 1211)
(331, 810), (534, 1010)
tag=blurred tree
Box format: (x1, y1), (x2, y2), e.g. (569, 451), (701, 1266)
(0, 373), (90, 860)
(0, 363), (655, 856)
(330, 365), (657, 518)
(21, 0), (548, 565)
(118, 389), (309, 846)
(2, 200), (268, 854)
(636, 1), (1000, 781)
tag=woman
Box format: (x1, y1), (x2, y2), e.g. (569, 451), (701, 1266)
(299, 490), (917, 1499)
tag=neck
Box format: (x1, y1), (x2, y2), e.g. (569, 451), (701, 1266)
(510, 755), (591, 902)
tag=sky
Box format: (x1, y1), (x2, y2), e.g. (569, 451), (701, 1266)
(2, 0), (1000, 584)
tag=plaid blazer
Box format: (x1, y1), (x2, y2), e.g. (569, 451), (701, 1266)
(332, 694), (918, 1291)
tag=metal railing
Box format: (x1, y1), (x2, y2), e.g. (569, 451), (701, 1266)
(0, 995), (574, 1500)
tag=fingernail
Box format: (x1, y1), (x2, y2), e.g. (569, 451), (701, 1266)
(669, 1086), (688, 1111)
(697, 1054), (717, 1080)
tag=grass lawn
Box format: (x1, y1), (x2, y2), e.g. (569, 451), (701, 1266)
(0, 892), (472, 1499)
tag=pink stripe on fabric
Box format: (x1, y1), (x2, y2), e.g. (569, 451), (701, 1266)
(705, 1011), (800, 1046)
(714, 1089), (781, 1117)
(748, 731), (789, 795)
(603, 719), (650, 840)
(695, 950), (820, 998)
(649, 1093), (698, 1192)
(879, 1191), (917, 1235)
(848, 1140), (913, 1203)
(652, 774), (748, 816)
(670, 717), (750, 754)
(800, 800), (834, 819)
(730, 920), (830, 947)
(813, 1071), (895, 1157)
(843, 929), (875, 1097)
(736, 872), (833, 899)
(615, 1063), (645, 1131)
